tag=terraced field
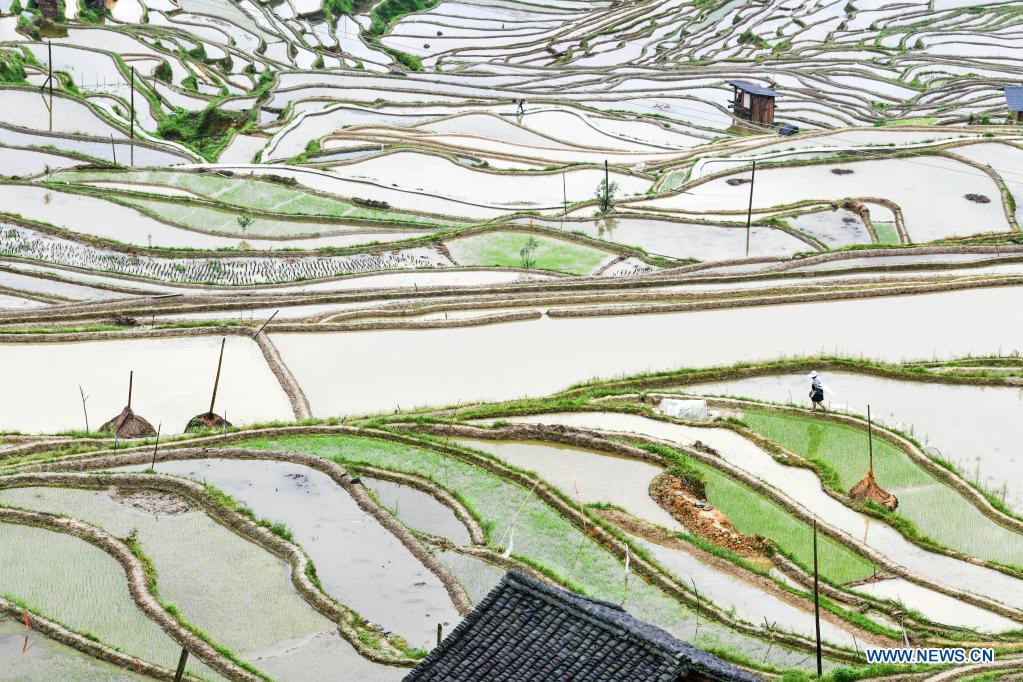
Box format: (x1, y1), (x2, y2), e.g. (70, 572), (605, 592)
(3, 0), (1023, 679)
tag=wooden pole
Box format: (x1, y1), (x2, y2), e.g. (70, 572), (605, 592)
(867, 404), (874, 478)
(130, 66), (135, 167)
(127, 371), (133, 409)
(111, 135), (117, 165)
(745, 160), (756, 258)
(253, 309), (279, 338)
(173, 648), (189, 682)
(151, 424), (161, 470)
(436, 623), (442, 646)
(47, 41), (53, 131)
(813, 518), (823, 677)
(208, 338), (226, 414)
(562, 171), (567, 216)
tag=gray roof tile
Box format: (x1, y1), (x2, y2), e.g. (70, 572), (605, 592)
(726, 80), (779, 97)
(1005, 86), (1023, 112)
(404, 571), (762, 682)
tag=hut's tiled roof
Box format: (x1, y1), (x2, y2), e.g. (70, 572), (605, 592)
(1005, 86), (1023, 112)
(726, 80), (779, 98)
(404, 571), (761, 682)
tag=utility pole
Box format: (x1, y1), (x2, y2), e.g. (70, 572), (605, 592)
(130, 66), (135, 167)
(813, 517), (823, 677)
(562, 171), (567, 216)
(41, 41), (54, 131)
(173, 648), (189, 682)
(745, 160), (756, 259)
(150, 424), (161, 470)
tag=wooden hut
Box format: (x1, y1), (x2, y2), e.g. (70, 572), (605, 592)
(36, 0), (60, 20)
(1005, 86), (1023, 123)
(406, 571), (759, 682)
(727, 80), (778, 127)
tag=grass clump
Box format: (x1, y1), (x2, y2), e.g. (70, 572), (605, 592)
(445, 231), (611, 275)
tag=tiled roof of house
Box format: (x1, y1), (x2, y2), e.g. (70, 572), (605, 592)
(726, 80), (779, 98)
(404, 571), (762, 682)
(1004, 86), (1023, 112)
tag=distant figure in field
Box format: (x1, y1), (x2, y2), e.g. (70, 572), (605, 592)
(809, 370), (826, 412)
(516, 99), (525, 116)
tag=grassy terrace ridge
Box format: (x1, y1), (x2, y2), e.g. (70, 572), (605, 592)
(230, 432), (829, 672)
(740, 409), (1023, 572)
(45, 170), (463, 227)
(444, 231), (614, 275)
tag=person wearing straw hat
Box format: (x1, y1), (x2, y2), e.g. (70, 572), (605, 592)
(809, 370), (827, 412)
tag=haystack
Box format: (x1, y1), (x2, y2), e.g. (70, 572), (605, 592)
(100, 371), (157, 439)
(185, 411), (232, 431)
(185, 338), (230, 433)
(848, 406), (898, 511)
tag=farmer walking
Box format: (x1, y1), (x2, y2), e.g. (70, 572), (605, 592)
(809, 370), (827, 412)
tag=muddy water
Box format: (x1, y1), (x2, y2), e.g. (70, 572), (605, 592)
(0, 620), (148, 681)
(451, 438), (682, 531)
(274, 286), (1023, 418)
(0, 335), (293, 435)
(0, 523), (221, 679)
(252, 630), (405, 682)
(854, 579), (1018, 632)
(125, 458), (462, 648)
(362, 476), (471, 545)
(499, 412), (1023, 631)
(686, 372), (1023, 514)
(0, 486), (336, 676)
(630, 536), (862, 647)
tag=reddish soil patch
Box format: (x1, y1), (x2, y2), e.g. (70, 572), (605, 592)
(649, 472), (770, 557)
(964, 193), (990, 204)
(726, 178), (752, 186)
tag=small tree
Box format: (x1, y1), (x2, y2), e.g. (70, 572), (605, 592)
(519, 236), (539, 269)
(237, 215), (253, 233)
(595, 177), (619, 214)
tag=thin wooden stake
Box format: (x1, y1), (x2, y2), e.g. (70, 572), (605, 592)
(127, 370), (134, 409)
(209, 338), (226, 414)
(436, 623), (443, 646)
(813, 518), (823, 677)
(745, 160), (757, 258)
(79, 385), (89, 433)
(173, 648), (189, 682)
(867, 404), (874, 477)
(111, 135), (117, 165)
(151, 424), (161, 470)
(253, 310), (279, 338)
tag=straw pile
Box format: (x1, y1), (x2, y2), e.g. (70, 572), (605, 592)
(185, 412), (232, 432)
(100, 406), (157, 439)
(849, 471), (898, 510)
(100, 371), (157, 439)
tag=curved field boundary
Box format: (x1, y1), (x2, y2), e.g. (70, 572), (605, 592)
(405, 422), (1023, 625)
(2, 424), (869, 660)
(0, 506), (260, 681)
(0, 471), (422, 667)
(354, 463), (486, 544)
(8, 445), (473, 616)
(0, 598), (203, 682)
(701, 397), (1023, 550)
(546, 274), (1023, 318)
